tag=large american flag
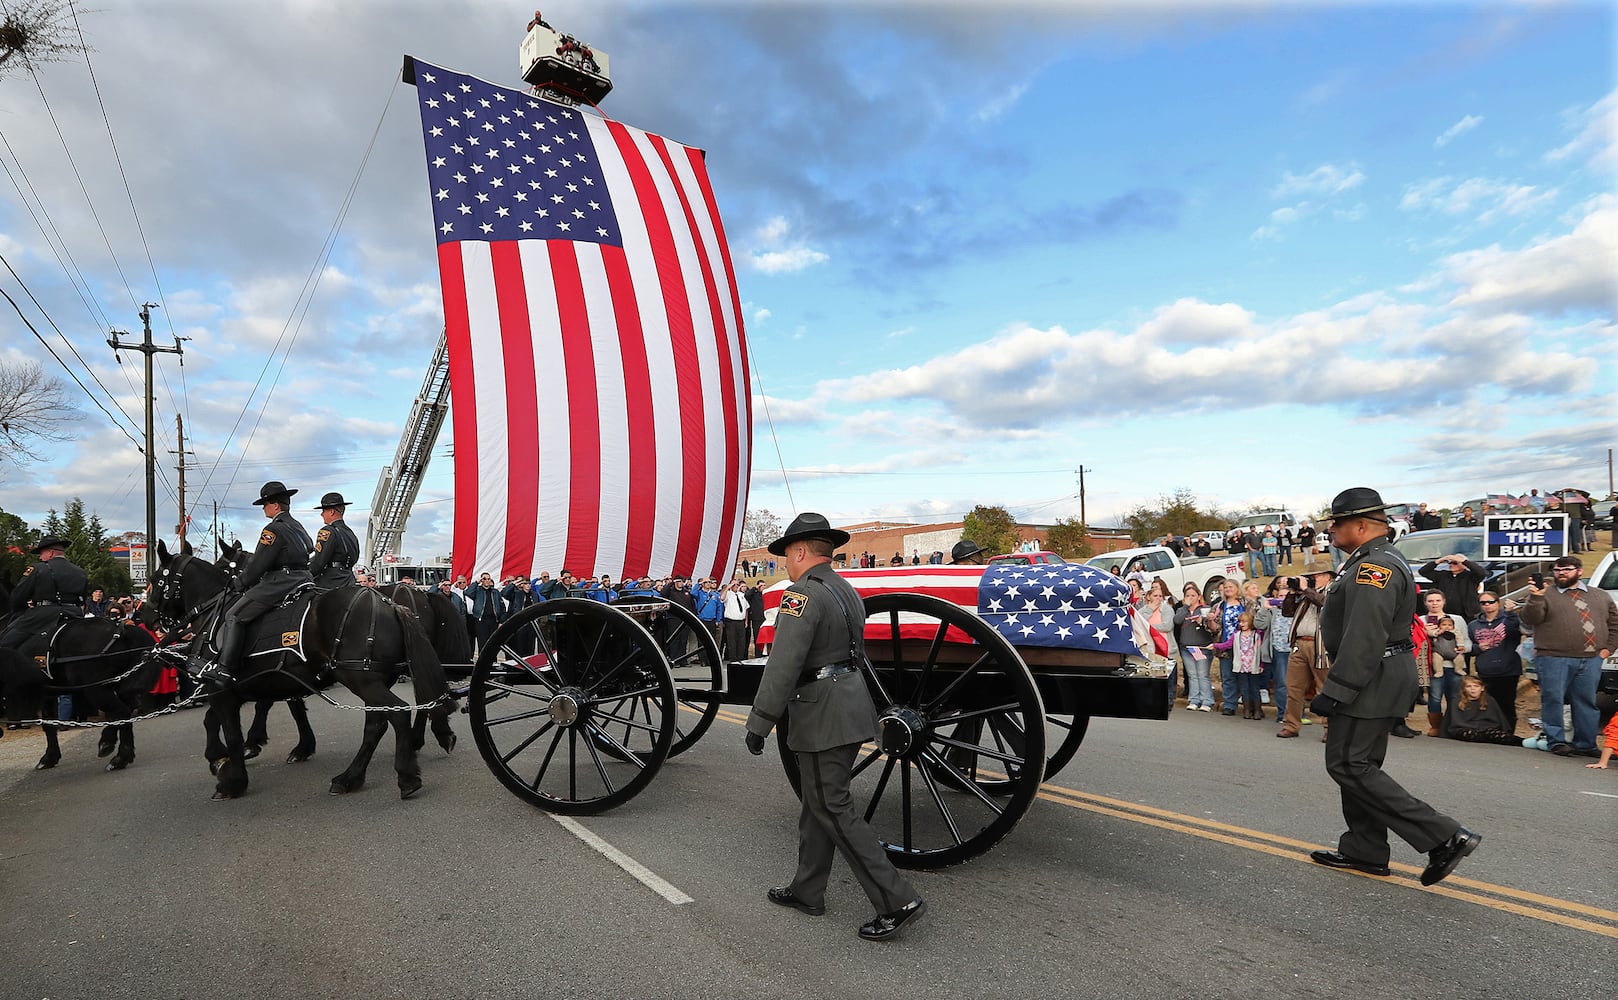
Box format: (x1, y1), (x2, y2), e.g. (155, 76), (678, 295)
(407, 57), (749, 584)
(756, 565), (1151, 657)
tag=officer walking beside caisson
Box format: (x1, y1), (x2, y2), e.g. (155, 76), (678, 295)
(949, 539), (985, 565)
(195, 481), (314, 685)
(308, 492), (361, 591)
(0, 536), (88, 655)
(1307, 488), (1480, 886)
(744, 512), (926, 941)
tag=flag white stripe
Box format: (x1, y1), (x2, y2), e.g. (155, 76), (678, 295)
(461, 242), (508, 578)
(577, 244), (631, 574)
(522, 245), (572, 577)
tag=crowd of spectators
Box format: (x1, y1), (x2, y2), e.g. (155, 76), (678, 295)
(1126, 550), (1614, 764)
(436, 568), (773, 662)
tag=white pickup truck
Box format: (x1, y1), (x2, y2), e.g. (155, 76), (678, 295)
(1086, 545), (1247, 600)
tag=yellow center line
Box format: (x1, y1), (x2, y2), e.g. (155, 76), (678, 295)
(707, 713), (1614, 936)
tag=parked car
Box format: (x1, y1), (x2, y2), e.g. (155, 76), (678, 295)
(1586, 552), (1618, 725)
(1188, 530), (1227, 553)
(1084, 545), (1246, 601)
(987, 550), (1066, 567)
(1589, 499), (1616, 531)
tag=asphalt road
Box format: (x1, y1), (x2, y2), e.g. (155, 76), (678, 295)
(1, 694), (1612, 1000)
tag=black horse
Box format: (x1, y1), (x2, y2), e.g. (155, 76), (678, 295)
(201, 541), (317, 767)
(0, 616), (159, 771)
(383, 583), (473, 667)
(143, 541), (455, 799)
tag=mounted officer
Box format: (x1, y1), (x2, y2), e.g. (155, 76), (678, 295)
(308, 492), (361, 591)
(195, 481), (313, 685)
(0, 536), (88, 656)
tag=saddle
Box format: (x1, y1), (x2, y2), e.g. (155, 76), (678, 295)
(197, 586), (315, 669)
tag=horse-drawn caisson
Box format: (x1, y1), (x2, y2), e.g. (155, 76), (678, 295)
(399, 52), (1173, 869)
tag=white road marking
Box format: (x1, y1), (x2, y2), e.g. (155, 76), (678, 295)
(552, 814), (694, 905)
(1580, 790), (1618, 799)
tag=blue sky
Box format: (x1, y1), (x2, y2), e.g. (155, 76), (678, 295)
(0, 1), (1613, 567)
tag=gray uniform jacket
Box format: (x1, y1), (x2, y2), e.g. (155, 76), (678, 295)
(745, 562), (879, 753)
(236, 511), (314, 612)
(308, 517), (360, 589)
(1319, 535), (1419, 719)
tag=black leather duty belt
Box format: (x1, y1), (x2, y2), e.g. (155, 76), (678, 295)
(799, 662), (855, 684)
(1383, 642), (1414, 658)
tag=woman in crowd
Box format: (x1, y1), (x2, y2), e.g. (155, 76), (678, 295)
(1207, 579), (1248, 715)
(1424, 612), (1472, 736)
(1138, 580), (1179, 712)
(1468, 590), (1523, 736)
(1175, 582), (1218, 711)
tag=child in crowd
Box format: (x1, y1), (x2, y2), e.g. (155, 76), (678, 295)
(1425, 615), (1471, 736)
(1441, 675), (1521, 745)
(1212, 612), (1266, 719)
(1586, 709), (1617, 770)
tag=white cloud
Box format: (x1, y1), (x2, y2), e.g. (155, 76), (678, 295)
(750, 247), (830, 273)
(752, 307), (772, 323)
(1442, 195), (1618, 315)
(746, 215), (827, 274)
(1546, 89), (1617, 170)
(1270, 163), (1366, 199)
(973, 82), (1029, 123)
(1434, 114), (1483, 148)
(1400, 176), (1558, 223)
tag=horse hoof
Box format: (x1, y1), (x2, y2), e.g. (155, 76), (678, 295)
(106, 758), (131, 772)
(399, 780), (423, 800)
(243, 745), (263, 761)
(439, 732), (458, 754)
(211, 791), (235, 800)
(97, 743), (116, 759)
(286, 750), (312, 764)
(329, 778), (361, 795)
(35, 758), (59, 771)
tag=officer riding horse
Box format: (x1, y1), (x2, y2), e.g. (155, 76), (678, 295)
(145, 480), (456, 800)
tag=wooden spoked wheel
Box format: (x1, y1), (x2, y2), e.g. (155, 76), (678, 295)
(469, 599), (674, 814)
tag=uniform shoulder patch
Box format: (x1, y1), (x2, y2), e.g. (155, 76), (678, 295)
(258, 528), (277, 547)
(21, 565), (34, 577)
(317, 528), (331, 541)
(779, 591), (809, 617)
(1355, 563), (1392, 588)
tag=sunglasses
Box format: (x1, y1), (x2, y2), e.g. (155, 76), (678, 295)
(1479, 599), (1498, 604)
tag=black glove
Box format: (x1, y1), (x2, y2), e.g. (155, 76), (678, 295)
(745, 731), (765, 756)
(1309, 694), (1339, 718)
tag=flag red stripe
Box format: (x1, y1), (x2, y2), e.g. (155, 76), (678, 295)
(605, 121), (706, 577)
(438, 244), (479, 584)
(492, 242), (539, 581)
(648, 134), (740, 584)
(551, 241), (601, 578)
(602, 246), (657, 580)
(684, 144), (751, 575)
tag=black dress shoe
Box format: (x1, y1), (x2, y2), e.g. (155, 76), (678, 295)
(1220, 708), (1236, 716)
(858, 897), (926, 941)
(1309, 849), (1390, 877)
(766, 886), (824, 916)
(1390, 722), (1417, 739)
(1420, 828), (1481, 886)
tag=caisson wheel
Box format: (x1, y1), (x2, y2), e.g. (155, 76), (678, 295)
(777, 593), (1045, 869)
(610, 597), (722, 758)
(468, 599), (674, 814)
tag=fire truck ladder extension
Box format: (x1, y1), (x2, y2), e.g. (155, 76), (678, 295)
(367, 330), (451, 568)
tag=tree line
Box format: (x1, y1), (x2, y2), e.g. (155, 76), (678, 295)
(0, 497), (133, 596)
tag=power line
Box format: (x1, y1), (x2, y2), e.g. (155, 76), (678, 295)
(67, 0), (192, 441)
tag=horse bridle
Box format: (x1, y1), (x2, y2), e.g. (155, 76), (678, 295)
(150, 554), (230, 636)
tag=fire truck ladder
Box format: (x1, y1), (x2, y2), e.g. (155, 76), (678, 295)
(367, 331), (450, 568)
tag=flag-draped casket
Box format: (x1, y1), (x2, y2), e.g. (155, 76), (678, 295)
(406, 57), (750, 585)
(756, 564), (1155, 659)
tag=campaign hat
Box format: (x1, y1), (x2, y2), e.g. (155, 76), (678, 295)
(252, 481), (298, 506)
(314, 491), (349, 510)
(1327, 487), (1395, 523)
(950, 539), (984, 563)
(32, 535), (69, 554)
(767, 512), (851, 556)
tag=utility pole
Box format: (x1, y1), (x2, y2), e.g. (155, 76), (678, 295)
(108, 304), (183, 579)
(211, 500), (219, 561)
(170, 413), (196, 543)
(1076, 466), (1092, 527)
